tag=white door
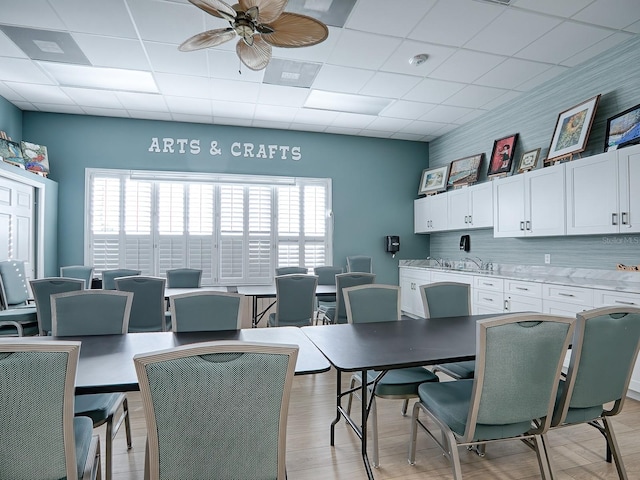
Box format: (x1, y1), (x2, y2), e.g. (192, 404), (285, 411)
(493, 175), (525, 237)
(468, 182), (493, 229)
(447, 188), (470, 231)
(618, 145), (640, 233)
(0, 176), (35, 278)
(525, 164), (566, 236)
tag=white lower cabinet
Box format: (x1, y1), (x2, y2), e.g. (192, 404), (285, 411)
(399, 268), (431, 318)
(472, 276), (504, 314)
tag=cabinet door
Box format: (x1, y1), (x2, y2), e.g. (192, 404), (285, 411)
(468, 182), (493, 229)
(506, 294), (542, 313)
(429, 194), (448, 231)
(493, 175), (525, 237)
(526, 164), (566, 236)
(414, 197), (430, 233)
(618, 144), (640, 233)
(566, 151), (619, 235)
(447, 188), (470, 231)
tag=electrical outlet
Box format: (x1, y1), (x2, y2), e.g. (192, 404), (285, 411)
(544, 254), (551, 264)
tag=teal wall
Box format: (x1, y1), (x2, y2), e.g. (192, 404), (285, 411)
(0, 95), (23, 141)
(427, 35), (640, 270)
(22, 113), (430, 284)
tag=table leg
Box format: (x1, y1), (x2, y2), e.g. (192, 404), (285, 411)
(251, 296), (258, 327)
(330, 369), (341, 446)
(360, 368), (375, 479)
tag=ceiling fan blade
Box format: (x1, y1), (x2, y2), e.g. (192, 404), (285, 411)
(179, 28), (236, 51)
(239, 0), (287, 24)
(236, 35), (272, 71)
(189, 0), (236, 21)
(262, 13), (328, 48)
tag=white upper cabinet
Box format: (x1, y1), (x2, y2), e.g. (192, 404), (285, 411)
(618, 145), (640, 233)
(447, 182), (493, 231)
(414, 194), (448, 233)
(493, 163), (565, 237)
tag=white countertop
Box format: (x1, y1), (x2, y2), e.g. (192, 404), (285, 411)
(399, 260), (640, 294)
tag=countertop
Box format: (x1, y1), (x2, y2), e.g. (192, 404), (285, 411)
(399, 260), (640, 294)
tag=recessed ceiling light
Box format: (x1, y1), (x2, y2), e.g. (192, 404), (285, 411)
(305, 90), (391, 115)
(409, 54), (429, 66)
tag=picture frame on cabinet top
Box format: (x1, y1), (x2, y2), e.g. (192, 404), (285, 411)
(547, 94), (600, 161)
(604, 102), (640, 152)
(488, 133), (519, 177)
(418, 164), (449, 196)
(447, 153), (483, 188)
(516, 148), (541, 174)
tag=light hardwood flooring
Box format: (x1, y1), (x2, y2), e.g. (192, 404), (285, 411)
(107, 370), (640, 479)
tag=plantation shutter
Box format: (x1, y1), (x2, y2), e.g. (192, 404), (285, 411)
(277, 185), (301, 268)
(123, 179), (153, 275)
(219, 185), (244, 282)
(157, 182), (186, 276)
(187, 183), (214, 285)
(303, 185), (327, 268)
(90, 176), (121, 272)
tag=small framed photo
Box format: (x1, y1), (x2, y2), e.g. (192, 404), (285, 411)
(418, 165), (449, 196)
(21, 141), (49, 173)
(547, 94), (600, 161)
(487, 133), (519, 176)
(447, 153), (483, 188)
(516, 148), (541, 174)
(604, 102), (640, 152)
(0, 138), (25, 168)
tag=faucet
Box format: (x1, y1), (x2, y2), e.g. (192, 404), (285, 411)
(427, 256), (443, 267)
(463, 256), (483, 270)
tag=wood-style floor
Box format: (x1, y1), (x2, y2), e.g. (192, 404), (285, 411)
(108, 369), (640, 479)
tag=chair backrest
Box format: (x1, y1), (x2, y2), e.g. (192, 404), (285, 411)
(334, 273), (376, 324)
(313, 266), (343, 285)
(59, 265), (93, 289)
(273, 274), (318, 327)
(165, 268), (202, 288)
(134, 341), (298, 480)
(275, 266), (308, 276)
(343, 284), (401, 324)
(420, 282), (472, 318)
(115, 276), (167, 332)
(0, 260), (31, 307)
(170, 291), (243, 332)
(551, 306), (640, 427)
(30, 277), (85, 335)
(461, 313), (575, 443)
(0, 340), (82, 480)
(346, 255), (373, 273)
(51, 290), (133, 336)
(102, 268), (141, 290)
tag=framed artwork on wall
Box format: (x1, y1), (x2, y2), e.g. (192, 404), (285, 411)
(418, 165), (449, 196)
(604, 102), (640, 152)
(0, 138), (25, 168)
(516, 148), (541, 174)
(21, 141), (49, 173)
(547, 94), (600, 161)
(447, 153), (483, 188)
(487, 133), (518, 176)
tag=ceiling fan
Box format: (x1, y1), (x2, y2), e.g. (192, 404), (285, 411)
(179, 0), (329, 71)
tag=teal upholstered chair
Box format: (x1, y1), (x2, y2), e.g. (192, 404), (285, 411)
(275, 266), (308, 276)
(166, 268), (202, 288)
(115, 275), (170, 332)
(420, 282), (475, 380)
(343, 284), (439, 467)
(30, 277), (85, 335)
(0, 259), (38, 337)
(101, 268), (141, 290)
(545, 306), (640, 478)
(51, 289), (134, 480)
(320, 272), (375, 325)
(0, 340), (101, 480)
(268, 274), (318, 327)
(346, 255), (373, 273)
(313, 265), (342, 324)
(170, 291), (243, 331)
(60, 265), (94, 289)
(408, 313), (575, 480)
(134, 341), (298, 480)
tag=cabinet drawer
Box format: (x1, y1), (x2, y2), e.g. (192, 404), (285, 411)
(594, 290), (640, 308)
(473, 276), (504, 292)
(542, 284), (593, 307)
(430, 271), (473, 285)
(474, 289), (504, 308)
(504, 279), (542, 298)
(543, 299), (591, 317)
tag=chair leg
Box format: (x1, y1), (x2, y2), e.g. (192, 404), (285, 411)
(533, 434), (554, 480)
(445, 429), (464, 480)
(401, 398), (409, 416)
(106, 416), (114, 480)
(603, 417), (629, 480)
(123, 396), (132, 449)
(371, 396), (379, 468)
(408, 401), (420, 465)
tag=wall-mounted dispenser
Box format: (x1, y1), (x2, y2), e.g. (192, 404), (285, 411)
(385, 235), (400, 258)
(459, 234), (470, 252)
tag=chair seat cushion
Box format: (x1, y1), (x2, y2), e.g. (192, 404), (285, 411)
(0, 307), (37, 323)
(358, 367), (438, 397)
(436, 360), (475, 379)
(74, 416), (95, 478)
(554, 379), (604, 425)
(75, 393), (125, 425)
(418, 380), (532, 440)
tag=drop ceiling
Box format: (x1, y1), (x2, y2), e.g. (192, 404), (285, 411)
(1, 0), (639, 142)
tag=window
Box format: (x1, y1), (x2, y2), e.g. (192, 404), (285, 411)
(86, 169), (331, 284)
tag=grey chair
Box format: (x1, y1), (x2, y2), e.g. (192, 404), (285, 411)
(320, 272), (376, 325)
(421, 282), (475, 380)
(30, 277), (85, 335)
(0, 340), (101, 480)
(134, 341), (298, 480)
(544, 306), (640, 479)
(313, 265), (342, 324)
(115, 275), (169, 332)
(101, 268), (141, 290)
(268, 274), (318, 327)
(60, 265), (94, 289)
(51, 289), (134, 480)
(166, 268), (202, 288)
(0, 260), (38, 337)
(408, 313), (575, 480)
(275, 266), (308, 276)
(170, 291), (243, 331)
(346, 255), (373, 273)
(343, 284), (439, 467)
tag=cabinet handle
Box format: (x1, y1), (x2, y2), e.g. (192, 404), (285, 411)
(516, 286), (529, 291)
(504, 300), (509, 311)
(612, 213), (618, 226)
(520, 221), (525, 231)
(615, 300), (637, 306)
(468, 215), (472, 225)
(525, 220), (531, 231)
(621, 212), (629, 225)
(482, 282), (494, 287)
(482, 297), (494, 302)
(558, 292), (575, 297)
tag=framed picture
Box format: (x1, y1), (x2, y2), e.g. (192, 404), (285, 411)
(21, 141), (49, 173)
(547, 94), (600, 161)
(604, 102), (640, 152)
(447, 153), (483, 187)
(487, 133), (519, 176)
(0, 138), (25, 168)
(516, 148), (541, 174)
(418, 165), (449, 196)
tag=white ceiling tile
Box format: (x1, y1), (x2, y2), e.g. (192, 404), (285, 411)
(366, 116), (412, 131)
(409, 0), (502, 46)
(81, 106), (130, 117)
(254, 104), (298, 122)
(293, 108), (339, 125)
(312, 65), (374, 94)
(72, 34), (151, 70)
(330, 112), (375, 129)
(429, 49), (506, 83)
(419, 104), (474, 123)
(30, 102), (84, 114)
(356, 129), (393, 139)
(257, 84), (309, 107)
(572, 0), (640, 30)
(624, 19), (640, 34)
(61, 87), (124, 108)
(454, 108), (488, 125)
(0, 58), (54, 84)
(511, 0), (593, 18)
(210, 79), (260, 102)
(288, 122), (327, 133)
(401, 120), (449, 135)
(0, 83), (26, 102)
(474, 58), (553, 90)
(165, 96), (212, 116)
(327, 30), (402, 70)
(251, 119), (291, 130)
(0, 1), (66, 29)
(11, 101), (37, 111)
(154, 73), (212, 98)
(207, 50), (265, 82)
(380, 100), (436, 120)
(171, 113), (213, 124)
(52, 0), (138, 38)
(482, 90), (523, 111)
(270, 26), (341, 63)
(403, 78), (465, 103)
(0, 31), (29, 59)
(380, 40), (457, 76)
(562, 32), (635, 67)
(431, 123), (460, 136)
(444, 85), (509, 109)
(515, 65), (570, 91)
(145, 41), (208, 76)
(391, 132), (424, 141)
(324, 126), (362, 136)
(115, 92), (168, 112)
(359, 72), (421, 98)
(346, 0), (437, 36)
(213, 116), (253, 127)
(127, 0), (204, 44)
(129, 110), (173, 121)
(5, 82), (72, 104)
(211, 100), (256, 118)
